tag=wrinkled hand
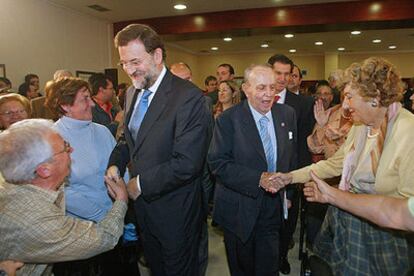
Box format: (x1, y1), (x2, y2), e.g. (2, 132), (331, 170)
(314, 99), (331, 127)
(106, 166), (120, 181)
(0, 260), (24, 276)
(259, 172), (292, 193)
(303, 171), (331, 203)
(126, 177), (141, 200)
(104, 175), (128, 202)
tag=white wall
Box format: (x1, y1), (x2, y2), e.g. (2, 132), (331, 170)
(0, 0), (113, 91)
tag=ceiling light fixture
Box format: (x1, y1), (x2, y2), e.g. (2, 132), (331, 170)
(211, 47), (218, 51)
(223, 37), (232, 42)
(289, 49), (296, 53)
(388, 45), (397, 49)
(372, 39), (382, 43)
(315, 41), (323, 46)
(351, 30), (361, 35)
(261, 43), (269, 48)
(284, 34), (294, 38)
(338, 47), (345, 51)
(174, 4), (187, 10)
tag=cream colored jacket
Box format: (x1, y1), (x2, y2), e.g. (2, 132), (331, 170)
(292, 108), (414, 198)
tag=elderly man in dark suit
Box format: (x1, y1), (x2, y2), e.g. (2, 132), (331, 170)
(208, 64), (297, 275)
(106, 24), (210, 276)
(268, 54), (315, 274)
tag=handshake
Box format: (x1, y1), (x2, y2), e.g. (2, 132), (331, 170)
(259, 172), (293, 193)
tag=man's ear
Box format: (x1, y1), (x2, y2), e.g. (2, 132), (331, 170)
(35, 163), (52, 179)
(153, 48), (163, 65)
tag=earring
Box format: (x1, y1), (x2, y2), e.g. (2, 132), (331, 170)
(371, 101), (378, 107)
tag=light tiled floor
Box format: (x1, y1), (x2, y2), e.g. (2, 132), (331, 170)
(139, 218), (302, 275)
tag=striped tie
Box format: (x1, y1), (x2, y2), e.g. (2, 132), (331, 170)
(259, 116), (275, 172)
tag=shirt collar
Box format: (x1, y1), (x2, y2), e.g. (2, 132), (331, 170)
(248, 101), (272, 123)
(276, 88), (287, 104)
(147, 66), (166, 94)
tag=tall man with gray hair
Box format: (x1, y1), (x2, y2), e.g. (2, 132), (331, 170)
(0, 119), (128, 276)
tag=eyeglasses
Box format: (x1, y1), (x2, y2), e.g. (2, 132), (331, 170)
(0, 109), (27, 117)
(53, 140), (72, 156)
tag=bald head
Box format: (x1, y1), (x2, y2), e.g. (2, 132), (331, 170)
(170, 62), (192, 82)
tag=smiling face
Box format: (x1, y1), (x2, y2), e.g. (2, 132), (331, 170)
(62, 87), (95, 121)
(272, 62), (292, 93)
(118, 39), (162, 90)
(218, 82), (234, 105)
(243, 67), (277, 115)
(342, 83), (378, 125)
(0, 100), (28, 129)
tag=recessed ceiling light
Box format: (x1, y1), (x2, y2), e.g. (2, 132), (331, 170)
(372, 39), (382, 43)
(223, 37), (232, 42)
(284, 34), (294, 38)
(261, 43), (269, 48)
(388, 45), (397, 49)
(174, 4), (187, 10)
(289, 49), (296, 53)
(315, 41), (323, 46)
(211, 47), (218, 51)
(338, 47), (345, 51)
(351, 30), (361, 35)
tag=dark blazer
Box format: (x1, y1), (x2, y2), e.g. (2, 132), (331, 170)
(208, 101), (297, 243)
(108, 70), (210, 238)
(92, 100), (119, 137)
(285, 90), (315, 168)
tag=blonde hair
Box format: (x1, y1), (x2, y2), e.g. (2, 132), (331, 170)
(0, 93), (31, 115)
(344, 57), (403, 107)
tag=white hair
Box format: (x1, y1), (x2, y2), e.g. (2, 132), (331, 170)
(53, 69), (73, 81)
(244, 64), (273, 84)
(0, 119), (57, 184)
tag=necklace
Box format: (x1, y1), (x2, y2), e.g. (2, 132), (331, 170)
(367, 126), (379, 138)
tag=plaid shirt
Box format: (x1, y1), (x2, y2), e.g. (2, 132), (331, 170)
(0, 177), (127, 276)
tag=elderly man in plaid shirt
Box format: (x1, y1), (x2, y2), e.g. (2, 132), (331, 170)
(0, 119), (128, 276)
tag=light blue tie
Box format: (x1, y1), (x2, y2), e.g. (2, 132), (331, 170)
(259, 116), (275, 172)
(129, 89), (152, 140)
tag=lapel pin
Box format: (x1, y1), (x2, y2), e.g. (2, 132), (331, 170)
(281, 122), (285, 127)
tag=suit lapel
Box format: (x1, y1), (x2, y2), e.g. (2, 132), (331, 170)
(272, 106), (287, 169)
(124, 87), (139, 147)
(132, 71), (172, 154)
(241, 101), (267, 165)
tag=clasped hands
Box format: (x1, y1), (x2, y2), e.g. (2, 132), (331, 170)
(106, 166), (141, 200)
(259, 172), (292, 193)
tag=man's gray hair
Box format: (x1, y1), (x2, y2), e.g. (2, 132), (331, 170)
(0, 119), (57, 184)
(53, 69), (73, 81)
(328, 69), (344, 82)
(244, 64), (273, 84)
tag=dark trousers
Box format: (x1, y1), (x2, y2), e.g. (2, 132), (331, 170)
(139, 217), (201, 276)
(279, 187), (300, 259)
(223, 194), (282, 276)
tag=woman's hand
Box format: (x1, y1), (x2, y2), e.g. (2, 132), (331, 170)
(314, 99), (331, 127)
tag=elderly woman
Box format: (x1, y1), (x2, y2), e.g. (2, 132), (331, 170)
(0, 93), (30, 130)
(213, 80), (240, 118)
(275, 57), (414, 275)
(308, 82), (353, 161)
(46, 77), (119, 274)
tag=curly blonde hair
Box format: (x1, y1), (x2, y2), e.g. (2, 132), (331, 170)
(344, 57), (403, 107)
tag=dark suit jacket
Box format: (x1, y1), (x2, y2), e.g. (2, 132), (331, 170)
(92, 100), (119, 137)
(285, 91), (315, 168)
(108, 70), (210, 238)
(208, 101), (297, 242)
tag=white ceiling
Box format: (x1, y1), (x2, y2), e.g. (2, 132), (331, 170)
(47, 0), (414, 55)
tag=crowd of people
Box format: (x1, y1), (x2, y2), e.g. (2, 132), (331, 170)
(1, 23), (414, 276)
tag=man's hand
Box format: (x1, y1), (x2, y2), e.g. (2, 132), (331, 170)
(126, 177), (141, 200)
(104, 176), (128, 202)
(114, 111), (124, 123)
(106, 166), (120, 181)
(259, 172), (293, 193)
(0, 260), (24, 276)
(303, 170), (332, 204)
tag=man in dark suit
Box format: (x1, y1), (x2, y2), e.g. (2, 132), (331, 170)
(208, 64), (297, 275)
(106, 24), (210, 276)
(268, 54), (315, 274)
